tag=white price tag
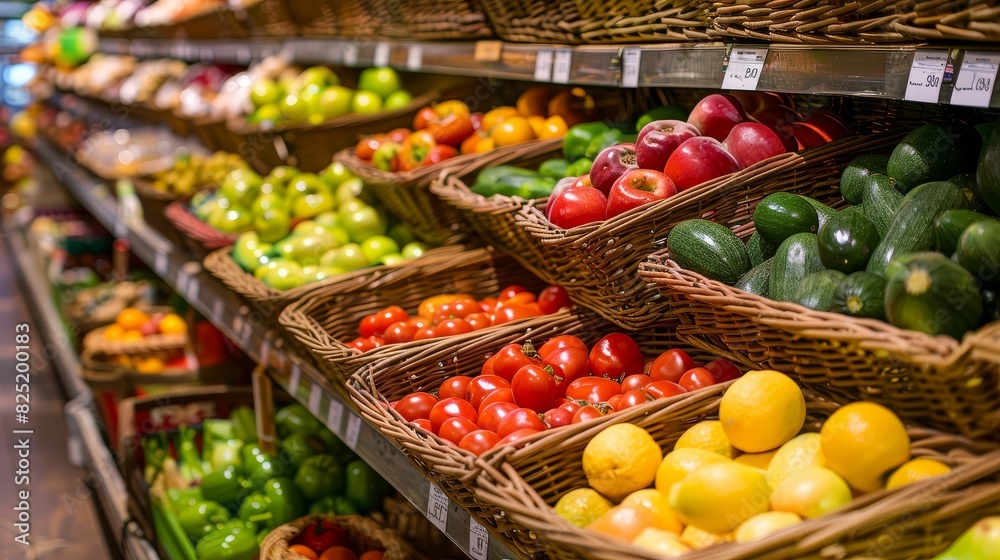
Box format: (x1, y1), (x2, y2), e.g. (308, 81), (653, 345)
(534, 50), (553, 82)
(343, 44), (359, 66)
(469, 519), (489, 560)
(951, 51), (1000, 108)
(327, 399), (344, 433)
(407, 46), (423, 71)
(426, 483), (449, 533)
(308, 384), (322, 415)
(345, 414), (362, 449)
(154, 251), (168, 276)
(721, 47), (768, 91)
(289, 363), (302, 396)
(621, 47), (641, 88)
(187, 278), (199, 302)
(177, 269), (190, 297)
(552, 50), (572, 84)
(904, 50), (948, 103)
(374, 43), (391, 67)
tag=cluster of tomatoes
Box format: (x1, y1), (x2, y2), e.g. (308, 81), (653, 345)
(347, 285), (572, 352)
(388, 333), (743, 455)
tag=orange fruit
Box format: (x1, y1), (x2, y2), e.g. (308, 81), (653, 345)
(120, 330), (144, 342)
(288, 545), (319, 559)
(319, 547), (358, 560)
(103, 324), (126, 341)
(587, 505), (676, 542)
(482, 106), (519, 131)
(539, 115), (568, 140)
(490, 116), (536, 147)
(117, 308), (150, 330)
(158, 313), (187, 335)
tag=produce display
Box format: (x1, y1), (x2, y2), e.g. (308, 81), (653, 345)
(147, 151), (245, 196)
(284, 519), (387, 560)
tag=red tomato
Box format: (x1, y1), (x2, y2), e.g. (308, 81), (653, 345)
(589, 333), (645, 380)
(500, 292), (537, 307)
(538, 335), (588, 356)
(477, 401), (518, 432)
(558, 401), (581, 416)
(542, 408), (572, 428)
(438, 417), (478, 444)
(396, 392), (438, 422)
(491, 304), (543, 326)
(620, 374), (652, 393)
(565, 377), (622, 405)
(348, 337), (375, 352)
(496, 408), (546, 438)
(411, 418), (432, 431)
(383, 321), (417, 345)
(542, 346), (590, 395)
(511, 365), (559, 413)
(459, 430), (501, 456)
(679, 368), (717, 392)
(550, 397), (571, 408)
(477, 388), (515, 415)
(537, 285), (572, 314)
(498, 285), (529, 301)
(467, 375), (511, 410)
(387, 127), (410, 143)
(496, 428), (541, 446)
(439, 376), (472, 400)
(355, 136), (385, 160)
(649, 349), (696, 383)
(407, 317), (431, 329)
(367, 336), (384, 349)
(618, 390), (651, 411)
(465, 312), (492, 331)
(480, 355), (497, 377)
(433, 297), (480, 323)
(606, 394), (624, 411)
(428, 397), (477, 432)
(359, 315), (378, 337)
(644, 380), (687, 400)
(572, 405), (606, 423)
(413, 106), (436, 130)
(412, 327), (439, 341)
(479, 297), (498, 313)
(436, 318), (473, 337)
(491, 343), (540, 381)
(374, 306), (410, 335)
(705, 358), (742, 382)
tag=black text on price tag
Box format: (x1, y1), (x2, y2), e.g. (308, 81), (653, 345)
(469, 518), (489, 560)
(904, 50), (948, 104)
(721, 47), (768, 91)
(621, 48), (641, 88)
(534, 50), (553, 82)
(426, 483), (449, 532)
(552, 50), (572, 84)
(952, 51), (1000, 108)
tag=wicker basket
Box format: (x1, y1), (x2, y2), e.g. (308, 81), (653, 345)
(260, 515), (421, 560)
(141, 6), (249, 40)
(239, 0), (298, 37)
(285, 0), (338, 35)
(191, 115), (242, 154)
(475, 382), (1000, 560)
(163, 195), (239, 259)
(133, 179), (188, 247)
(639, 227), (1000, 441)
(375, 0), (494, 39)
(83, 324), (188, 356)
(371, 494), (465, 558)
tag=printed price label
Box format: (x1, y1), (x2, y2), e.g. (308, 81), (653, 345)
(621, 47), (641, 88)
(552, 50), (572, 84)
(721, 47), (768, 91)
(474, 41), (503, 62)
(534, 50), (553, 82)
(289, 363), (302, 396)
(904, 50), (948, 103)
(469, 519), (489, 560)
(951, 51), (1000, 108)
(345, 414), (362, 449)
(308, 384), (322, 415)
(426, 483), (449, 532)
(327, 399), (344, 434)
(343, 44), (360, 66)
(186, 278), (199, 302)
(407, 46), (423, 71)
(154, 251), (168, 276)
(374, 43), (391, 67)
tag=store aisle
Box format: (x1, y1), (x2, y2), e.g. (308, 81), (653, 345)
(0, 238), (110, 559)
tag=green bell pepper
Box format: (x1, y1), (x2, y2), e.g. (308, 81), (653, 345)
(293, 454), (345, 502)
(309, 495), (359, 516)
(229, 406), (257, 443)
(515, 177), (558, 199)
(344, 460), (390, 514)
(241, 445), (288, 489)
(563, 122), (610, 161)
(195, 520), (259, 560)
(167, 487), (203, 515)
(476, 165), (538, 187)
(635, 105), (688, 130)
(202, 419), (243, 473)
(584, 129), (633, 159)
(201, 466), (252, 512)
(178, 501), (230, 542)
(275, 403), (322, 437)
(565, 158), (593, 178)
(237, 478), (304, 530)
(538, 158), (570, 180)
(316, 429), (357, 468)
(279, 431), (326, 471)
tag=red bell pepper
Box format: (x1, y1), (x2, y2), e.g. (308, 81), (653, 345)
(296, 520), (345, 554)
(413, 100), (475, 147)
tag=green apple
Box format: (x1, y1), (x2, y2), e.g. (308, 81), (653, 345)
(321, 161), (354, 189)
(289, 173), (327, 198)
(280, 92), (311, 122)
(339, 203), (386, 243)
(255, 257), (292, 280)
(384, 90), (413, 111)
(251, 192), (287, 215)
(249, 103), (282, 125)
(322, 243), (370, 271)
(232, 241), (274, 272)
(292, 192), (336, 219)
(277, 234), (338, 266)
(254, 207), (292, 243)
(380, 253), (407, 267)
(316, 86), (353, 120)
(314, 211), (340, 229)
(250, 79), (283, 108)
(360, 235), (400, 264)
(209, 206), (252, 233)
(401, 241), (430, 260)
(297, 66), (339, 90)
(195, 195), (230, 221)
(351, 91), (383, 115)
(305, 265), (346, 282)
(358, 67), (401, 99)
(232, 232), (261, 271)
(388, 223), (416, 247)
(262, 262), (306, 290)
(333, 178), (365, 205)
(326, 226), (351, 247)
(292, 220), (319, 235)
(220, 168), (263, 204)
(265, 166), (299, 190)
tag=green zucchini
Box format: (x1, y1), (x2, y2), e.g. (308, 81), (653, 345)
(667, 220), (751, 285)
(866, 181), (970, 276)
(862, 174), (903, 239)
(817, 211), (881, 273)
(769, 233), (825, 302)
(753, 192), (820, 246)
(956, 220), (1000, 291)
(840, 154), (890, 205)
(887, 124), (981, 193)
(735, 258), (773, 297)
(793, 270), (847, 311)
(978, 118), (1000, 215)
(746, 232), (776, 267)
(839, 205), (866, 219)
(885, 252), (982, 339)
(800, 196), (839, 230)
(538, 158), (570, 180)
(948, 174), (990, 213)
(934, 210), (998, 256)
(831, 271), (888, 320)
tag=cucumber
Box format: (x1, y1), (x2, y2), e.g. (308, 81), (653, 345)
(862, 174), (903, 239)
(934, 210), (998, 256)
(956, 220), (1000, 291)
(866, 181), (970, 276)
(746, 232), (775, 267)
(476, 165), (538, 187)
(735, 258), (773, 296)
(800, 196), (839, 230)
(667, 220), (751, 285)
(817, 211), (881, 273)
(885, 252), (982, 339)
(840, 154), (890, 204)
(839, 205), (866, 219)
(538, 158), (570, 180)
(948, 173), (990, 213)
(831, 271), (888, 320)
(769, 233), (825, 302)
(978, 118), (1000, 215)
(887, 124), (981, 193)
(753, 192), (820, 246)
(793, 270), (847, 311)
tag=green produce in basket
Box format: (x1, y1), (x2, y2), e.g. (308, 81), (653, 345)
(932, 516), (1000, 560)
(195, 519), (259, 560)
(280, 431), (326, 471)
(753, 193), (820, 247)
(885, 252), (982, 339)
(516, 177), (558, 199)
(840, 154), (890, 205)
(746, 232), (775, 267)
(817, 211), (880, 273)
(309, 495), (360, 516)
(178, 501), (230, 542)
(948, 173), (990, 213)
(887, 124), (981, 194)
(476, 165), (538, 188)
(168, 487), (203, 515)
(294, 454), (345, 502)
(565, 157), (594, 178)
(978, 121), (1000, 216)
(830, 271), (887, 320)
(563, 122), (610, 161)
(276, 403), (323, 437)
(345, 460), (391, 514)
(793, 269), (847, 311)
(238, 478), (305, 530)
(735, 258), (773, 297)
(242, 445), (288, 488)
(668, 219), (750, 285)
(316, 428), (357, 465)
(201, 466), (252, 512)
(800, 196), (839, 230)
(636, 105), (688, 130)
(229, 406), (257, 444)
(538, 158), (570, 180)
(934, 210), (997, 256)
(177, 426), (206, 485)
(585, 129), (633, 159)
(769, 233), (825, 302)
(861, 173), (903, 239)
(956, 220), (1000, 291)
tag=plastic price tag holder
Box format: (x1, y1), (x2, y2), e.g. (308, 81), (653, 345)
(621, 48), (641, 88)
(534, 50), (553, 82)
(474, 41), (503, 62)
(343, 43), (360, 66)
(327, 398), (345, 435)
(721, 46), (767, 91)
(374, 42), (391, 67)
(345, 413), (362, 449)
(308, 384), (322, 415)
(951, 51), (1000, 108)
(289, 362), (302, 396)
(904, 50), (948, 103)
(407, 46), (423, 71)
(469, 518), (489, 560)
(427, 483), (449, 532)
(552, 50), (572, 84)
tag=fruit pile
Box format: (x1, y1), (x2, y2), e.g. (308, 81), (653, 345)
(103, 307), (188, 340)
(348, 285), (572, 351)
(544, 93), (849, 229)
(148, 403), (391, 560)
(248, 66), (413, 126)
(148, 151), (244, 196)
(670, 119), (1000, 340)
(284, 520), (385, 560)
(557, 370), (951, 554)
(389, 333), (742, 455)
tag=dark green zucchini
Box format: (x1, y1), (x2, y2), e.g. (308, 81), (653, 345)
(862, 174), (903, 239)
(800, 196), (839, 230)
(735, 258), (773, 297)
(948, 174), (990, 213)
(753, 193), (820, 247)
(746, 232), (776, 267)
(978, 118), (1000, 215)
(817, 211), (881, 273)
(885, 252), (982, 339)
(769, 233), (825, 302)
(667, 219), (751, 285)
(831, 271), (888, 320)
(956, 220), (1000, 291)
(934, 210), (998, 256)
(887, 124), (981, 193)
(793, 270), (847, 311)
(840, 154), (890, 205)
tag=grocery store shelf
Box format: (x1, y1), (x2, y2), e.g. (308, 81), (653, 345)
(31, 136), (523, 560)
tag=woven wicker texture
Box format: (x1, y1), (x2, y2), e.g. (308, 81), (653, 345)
(370, 494), (465, 557)
(133, 179), (188, 247)
(260, 515), (417, 560)
(240, 0), (298, 37)
(82, 324), (187, 356)
(476, 382), (1000, 560)
(163, 196), (237, 259)
(375, 0), (494, 39)
(285, 0), (337, 35)
(148, 7), (248, 40)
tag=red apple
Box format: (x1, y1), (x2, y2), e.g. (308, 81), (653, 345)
(686, 93), (748, 142)
(590, 143), (637, 196)
(635, 120), (700, 173)
(546, 185), (607, 229)
(723, 122), (794, 169)
(777, 121), (843, 150)
(729, 91), (792, 116)
(800, 109), (850, 140)
(751, 105), (801, 128)
(606, 169), (677, 218)
(663, 137), (741, 191)
(548, 176), (579, 206)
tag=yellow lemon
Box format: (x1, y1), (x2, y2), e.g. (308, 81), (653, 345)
(620, 489), (682, 535)
(158, 313), (187, 335)
(655, 448), (731, 495)
(679, 525), (733, 549)
(820, 402), (910, 493)
(886, 458), (951, 490)
(766, 432), (826, 490)
(554, 488), (613, 528)
(720, 370), (805, 453)
(103, 324), (126, 341)
(734, 511), (802, 543)
(117, 308), (150, 330)
(587, 505), (676, 542)
(675, 420), (734, 458)
(669, 462), (770, 534)
(770, 466), (853, 519)
(734, 449), (778, 470)
(583, 424), (661, 501)
(631, 528), (691, 557)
